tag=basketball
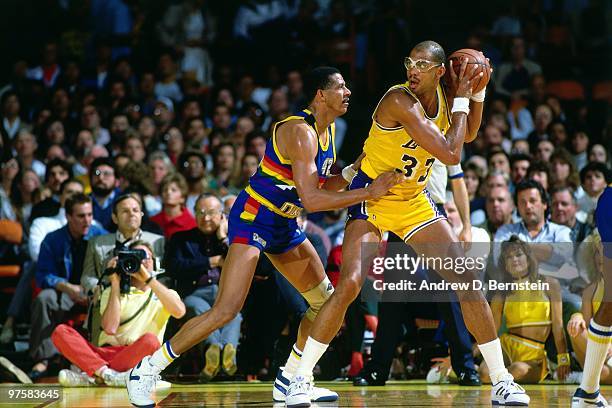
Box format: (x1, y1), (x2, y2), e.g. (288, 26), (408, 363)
(445, 48), (490, 93)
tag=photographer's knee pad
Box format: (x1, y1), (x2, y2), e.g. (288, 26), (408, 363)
(302, 277), (334, 322)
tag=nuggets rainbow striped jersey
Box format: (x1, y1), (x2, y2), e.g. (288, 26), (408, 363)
(245, 109), (336, 218)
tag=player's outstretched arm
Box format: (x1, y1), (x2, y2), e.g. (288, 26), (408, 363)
(286, 123), (402, 212)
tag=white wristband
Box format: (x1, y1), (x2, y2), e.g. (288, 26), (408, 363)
(470, 87), (486, 103)
(342, 165), (357, 182)
(451, 97), (470, 115)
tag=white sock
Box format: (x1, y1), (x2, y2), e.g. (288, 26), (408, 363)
(149, 341), (180, 372)
(478, 338), (509, 384)
(295, 337), (328, 378)
(284, 344), (302, 377)
(580, 320), (612, 393)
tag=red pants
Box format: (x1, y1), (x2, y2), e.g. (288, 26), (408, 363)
(51, 324), (160, 377)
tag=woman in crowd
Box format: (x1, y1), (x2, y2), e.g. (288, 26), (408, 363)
(550, 148), (581, 194)
(10, 168), (41, 231)
(150, 172), (196, 238)
(479, 236), (569, 383)
(464, 162), (486, 224)
(232, 152), (259, 191)
(147, 151), (175, 215)
(568, 231), (612, 385)
(207, 142), (239, 195)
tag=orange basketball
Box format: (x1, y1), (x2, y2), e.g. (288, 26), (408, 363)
(445, 48), (490, 93)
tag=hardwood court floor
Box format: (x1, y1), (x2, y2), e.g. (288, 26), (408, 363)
(2, 381), (608, 407)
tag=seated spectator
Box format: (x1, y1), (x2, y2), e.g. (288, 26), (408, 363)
(527, 104), (553, 147)
(0, 157), (20, 221)
(81, 193), (165, 298)
(52, 241), (185, 387)
(14, 128), (45, 180)
(535, 140), (554, 162)
(495, 37), (542, 98)
(464, 162), (486, 224)
(10, 168), (41, 231)
(29, 179), (85, 261)
(480, 236), (568, 384)
(571, 131), (590, 172)
(30, 158), (72, 222)
(551, 187), (592, 244)
(510, 153), (531, 186)
(494, 180), (578, 312)
(588, 144), (608, 165)
(0, 179), (85, 346)
(487, 148), (511, 177)
(147, 151), (175, 215)
(232, 152), (259, 191)
(567, 231), (612, 385)
(550, 148), (581, 193)
(207, 143), (240, 195)
(81, 105), (110, 146)
(89, 157), (121, 231)
(178, 151), (209, 214)
(164, 194), (241, 380)
(577, 162), (611, 223)
(527, 161), (552, 192)
(151, 173), (196, 238)
(29, 194), (107, 379)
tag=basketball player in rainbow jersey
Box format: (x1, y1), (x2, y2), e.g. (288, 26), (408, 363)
(286, 41), (530, 407)
(572, 182), (612, 407)
(126, 67), (403, 407)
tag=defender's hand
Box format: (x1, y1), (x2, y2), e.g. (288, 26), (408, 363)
(367, 171), (406, 199)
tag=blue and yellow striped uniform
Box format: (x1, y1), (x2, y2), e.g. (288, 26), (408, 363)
(596, 184), (612, 259)
(348, 82), (450, 241)
(228, 109), (336, 253)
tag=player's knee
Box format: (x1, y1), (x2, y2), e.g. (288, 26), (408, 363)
(302, 277), (334, 321)
(336, 276), (362, 304)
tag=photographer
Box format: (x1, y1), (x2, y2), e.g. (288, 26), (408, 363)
(81, 193), (165, 345)
(164, 194), (241, 379)
(52, 241), (185, 387)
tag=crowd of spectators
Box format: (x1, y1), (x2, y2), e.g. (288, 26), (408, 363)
(0, 0), (609, 386)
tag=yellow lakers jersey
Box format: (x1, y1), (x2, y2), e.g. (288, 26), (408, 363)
(360, 82), (451, 200)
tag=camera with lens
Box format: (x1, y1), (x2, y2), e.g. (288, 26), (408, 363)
(116, 249), (147, 274)
(108, 249), (148, 294)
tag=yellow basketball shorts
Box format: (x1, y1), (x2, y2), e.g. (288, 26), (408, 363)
(500, 333), (549, 382)
(347, 170), (446, 241)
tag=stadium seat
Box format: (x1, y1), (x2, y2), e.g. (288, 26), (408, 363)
(546, 80), (585, 100)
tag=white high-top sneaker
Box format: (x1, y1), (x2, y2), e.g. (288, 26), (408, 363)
(126, 356), (160, 408)
(285, 374), (313, 408)
(571, 388), (608, 407)
(491, 373), (530, 406)
(272, 367), (338, 402)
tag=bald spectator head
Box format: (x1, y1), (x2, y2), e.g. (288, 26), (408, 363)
(194, 194), (224, 235)
(486, 186), (514, 230)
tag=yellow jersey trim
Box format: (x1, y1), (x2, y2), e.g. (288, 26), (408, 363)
(244, 185), (298, 219)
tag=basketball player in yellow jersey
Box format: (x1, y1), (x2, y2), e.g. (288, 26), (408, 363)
(286, 41), (530, 407)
